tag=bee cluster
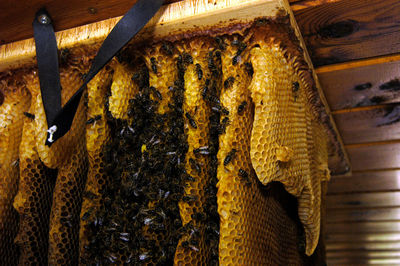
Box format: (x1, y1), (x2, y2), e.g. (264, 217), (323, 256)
(81, 42), (222, 264)
(81, 57), (188, 264)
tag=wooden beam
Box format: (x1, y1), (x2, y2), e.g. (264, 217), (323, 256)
(317, 55), (400, 111)
(326, 233), (400, 243)
(346, 142), (400, 171)
(0, 0), (183, 45)
(328, 170), (400, 194)
(333, 104), (400, 144)
(293, 0), (400, 66)
(327, 208), (400, 223)
(327, 192), (400, 209)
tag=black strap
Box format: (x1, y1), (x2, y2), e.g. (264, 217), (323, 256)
(33, 0), (163, 146)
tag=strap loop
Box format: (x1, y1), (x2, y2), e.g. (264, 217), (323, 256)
(33, 0), (163, 146)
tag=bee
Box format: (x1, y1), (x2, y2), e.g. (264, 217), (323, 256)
(215, 36), (227, 50)
(237, 101), (247, 115)
(185, 112), (197, 129)
(150, 57), (157, 74)
(238, 168), (251, 186)
(23, 112), (35, 120)
(182, 195), (198, 203)
(219, 117), (230, 134)
(195, 63), (203, 80)
(191, 212), (207, 222)
(131, 72), (140, 80)
(81, 207), (94, 221)
(193, 146), (211, 155)
(86, 114), (102, 125)
(59, 48), (70, 65)
(83, 190), (98, 200)
(139, 252), (151, 262)
(161, 41), (174, 56)
(150, 86), (163, 100)
(201, 86), (209, 100)
(224, 76), (235, 89)
(11, 159), (19, 168)
(183, 53), (193, 65)
(244, 62), (254, 76)
(189, 158), (201, 174)
(292, 81), (300, 93)
(60, 215), (73, 228)
(232, 55), (240, 65)
(223, 148), (237, 166)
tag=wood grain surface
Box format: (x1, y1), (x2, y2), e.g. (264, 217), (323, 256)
(294, 0), (400, 66)
(0, 0), (182, 45)
(318, 57), (400, 110)
(327, 222), (400, 234)
(327, 192), (400, 209)
(327, 207), (400, 223)
(328, 170), (400, 194)
(333, 104), (400, 144)
(326, 233), (400, 243)
(346, 142), (400, 171)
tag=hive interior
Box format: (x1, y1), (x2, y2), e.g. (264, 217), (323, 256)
(0, 16), (334, 265)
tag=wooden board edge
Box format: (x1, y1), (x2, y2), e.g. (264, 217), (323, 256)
(281, 0), (351, 175)
(0, 0), (282, 72)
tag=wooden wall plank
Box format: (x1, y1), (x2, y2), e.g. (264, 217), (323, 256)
(326, 241), (400, 251)
(317, 58), (400, 111)
(0, 0), (182, 45)
(327, 250), (400, 259)
(328, 170), (400, 194)
(326, 233), (400, 242)
(293, 0), (400, 66)
(327, 208), (400, 223)
(347, 142), (400, 171)
(327, 222), (400, 234)
(327, 192), (400, 209)
(334, 104), (400, 144)
(327, 257), (400, 265)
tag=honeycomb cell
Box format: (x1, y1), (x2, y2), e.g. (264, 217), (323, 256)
(0, 74), (31, 265)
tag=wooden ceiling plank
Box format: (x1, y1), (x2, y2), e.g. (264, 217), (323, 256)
(317, 57), (400, 111)
(293, 0), (400, 66)
(326, 241), (400, 251)
(327, 170), (400, 194)
(327, 222), (400, 234)
(346, 142), (400, 171)
(327, 250), (400, 259)
(333, 104), (400, 145)
(327, 192), (400, 209)
(327, 207), (400, 223)
(326, 233), (400, 242)
(0, 0), (183, 45)
(327, 257), (400, 265)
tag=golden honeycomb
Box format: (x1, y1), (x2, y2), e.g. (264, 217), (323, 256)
(79, 67), (112, 263)
(0, 75), (31, 265)
(0, 19), (333, 265)
(174, 38), (215, 266)
(13, 96), (56, 265)
(108, 60), (139, 120)
(247, 24), (329, 255)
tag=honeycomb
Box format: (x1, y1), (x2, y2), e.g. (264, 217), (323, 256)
(0, 75), (30, 265)
(174, 38), (217, 266)
(0, 19), (332, 265)
(79, 67), (112, 264)
(247, 23), (330, 255)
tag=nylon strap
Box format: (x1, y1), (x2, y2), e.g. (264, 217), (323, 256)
(33, 0), (163, 146)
